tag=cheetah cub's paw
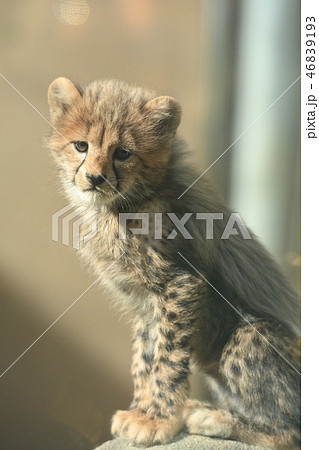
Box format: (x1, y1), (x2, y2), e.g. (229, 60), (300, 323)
(111, 409), (182, 446)
(182, 398), (212, 421)
(184, 404), (233, 438)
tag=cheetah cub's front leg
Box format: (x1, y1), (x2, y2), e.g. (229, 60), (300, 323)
(111, 294), (195, 446)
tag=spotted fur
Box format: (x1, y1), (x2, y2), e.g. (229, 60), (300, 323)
(46, 77), (300, 448)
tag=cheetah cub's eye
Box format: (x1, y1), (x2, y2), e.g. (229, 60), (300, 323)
(73, 141), (88, 153)
(113, 147), (132, 162)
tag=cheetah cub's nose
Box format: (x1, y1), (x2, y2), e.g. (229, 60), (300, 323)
(86, 173), (106, 186)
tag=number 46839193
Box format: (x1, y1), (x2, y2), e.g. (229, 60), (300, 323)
(306, 17), (316, 79)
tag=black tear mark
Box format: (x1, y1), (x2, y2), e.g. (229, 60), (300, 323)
(112, 160), (121, 191)
(73, 156), (86, 181)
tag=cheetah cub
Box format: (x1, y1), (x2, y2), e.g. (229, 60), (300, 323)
(47, 77), (300, 448)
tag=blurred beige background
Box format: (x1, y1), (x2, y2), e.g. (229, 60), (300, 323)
(0, 1), (300, 449)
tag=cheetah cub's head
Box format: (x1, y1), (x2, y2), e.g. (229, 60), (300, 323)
(47, 77), (181, 207)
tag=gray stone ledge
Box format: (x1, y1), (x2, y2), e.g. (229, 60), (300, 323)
(95, 432), (265, 449)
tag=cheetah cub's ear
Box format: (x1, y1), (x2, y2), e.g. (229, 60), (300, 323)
(143, 96), (182, 139)
(47, 77), (82, 119)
